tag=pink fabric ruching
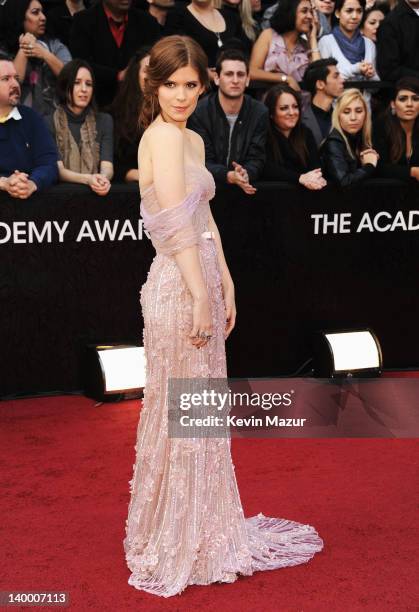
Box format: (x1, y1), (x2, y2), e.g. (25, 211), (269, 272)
(124, 163), (324, 597)
(140, 187), (203, 256)
(264, 31), (309, 82)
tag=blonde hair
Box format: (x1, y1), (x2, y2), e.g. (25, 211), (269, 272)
(332, 89), (372, 159)
(239, 0), (258, 42)
(213, 0), (257, 40)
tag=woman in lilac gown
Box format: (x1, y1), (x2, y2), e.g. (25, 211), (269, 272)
(123, 35), (324, 598)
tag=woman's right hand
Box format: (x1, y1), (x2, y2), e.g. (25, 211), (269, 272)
(88, 173), (111, 196)
(284, 75), (300, 91)
(189, 295), (213, 349)
(410, 167), (419, 181)
(360, 149), (379, 166)
(19, 32), (37, 55)
(299, 168), (327, 190)
(359, 61), (375, 79)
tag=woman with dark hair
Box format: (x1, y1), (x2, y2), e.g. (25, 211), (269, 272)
(361, 4), (386, 43)
(249, 0), (320, 90)
(373, 77), (419, 182)
(321, 88), (379, 185)
(262, 84), (327, 188)
(0, 0), (71, 115)
(124, 34), (323, 598)
(109, 47), (151, 183)
(314, 0), (335, 35)
(318, 0), (378, 83)
(45, 59), (113, 194)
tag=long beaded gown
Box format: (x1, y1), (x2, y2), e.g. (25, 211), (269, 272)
(123, 162), (324, 597)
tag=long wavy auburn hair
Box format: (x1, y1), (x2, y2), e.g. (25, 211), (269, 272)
(139, 35), (209, 130)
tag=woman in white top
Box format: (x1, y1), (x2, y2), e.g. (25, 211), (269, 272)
(318, 0), (379, 83)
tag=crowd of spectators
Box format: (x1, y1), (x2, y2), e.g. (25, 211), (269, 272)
(0, 0), (418, 200)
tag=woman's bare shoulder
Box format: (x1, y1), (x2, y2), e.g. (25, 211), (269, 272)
(186, 128), (205, 162)
(140, 121), (184, 162)
(258, 28), (273, 43)
(144, 121), (184, 145)
(139, 122), (187, 200)
(186, 128), (203, 146)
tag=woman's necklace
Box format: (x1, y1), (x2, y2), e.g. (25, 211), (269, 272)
(189, 6), (224, 46)
(406, 131), (413, 164)
(283, 34), (297, 59)
(407, 146), (413, 164)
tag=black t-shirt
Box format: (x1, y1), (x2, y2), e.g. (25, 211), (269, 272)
(311, 103), (332, 141)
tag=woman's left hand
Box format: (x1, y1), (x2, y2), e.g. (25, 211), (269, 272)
(19, 32), (36, 47)
(19, 33), (45, 59)
(308, 12), (318, 45)
(286, 75), (301, 91)
(365, 64), (375, 79)
(223, 279), (236, 340)
(89, 174), (111, 196)
(360, 148), (379, 166)
(27, 42), (46, 60)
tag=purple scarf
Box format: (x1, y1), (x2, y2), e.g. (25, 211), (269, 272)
(332, 25), (366, 64)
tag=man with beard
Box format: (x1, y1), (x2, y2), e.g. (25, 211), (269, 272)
(188, 48), (268, 195)
(0, 53), (58, 198)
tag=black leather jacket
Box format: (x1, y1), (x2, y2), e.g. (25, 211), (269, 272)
(187, 92), (269, 183)
(320, 129), (376, 187)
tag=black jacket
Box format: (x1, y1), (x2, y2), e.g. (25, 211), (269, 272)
(47, 4), (74, 47)
(187, 92), (269, 183)
(320, 129), (376, 186)
(69, 3), (160, 108)
(262, 124), (320, 183)
(373, 118), (419, 181)
(376, 1), (419, 82)
(301, 104), (324, 148)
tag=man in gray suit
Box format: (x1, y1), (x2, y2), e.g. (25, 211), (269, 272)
(302, 58), (344, 147)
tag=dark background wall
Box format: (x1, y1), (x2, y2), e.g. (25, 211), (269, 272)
(1, 180), (418, 396)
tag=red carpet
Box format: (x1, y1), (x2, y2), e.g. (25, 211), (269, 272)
(0, 395), (418, 612)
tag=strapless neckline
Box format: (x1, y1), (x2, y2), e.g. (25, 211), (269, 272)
(140, 163), (212, 198)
